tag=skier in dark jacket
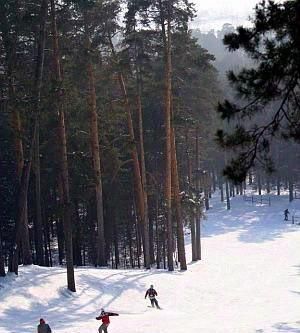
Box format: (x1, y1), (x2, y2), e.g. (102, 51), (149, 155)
(145, 284), (160, 309)
(37, 318), (51, 333)
(96, 308), (119, 333)
(284, 209), (290, 221)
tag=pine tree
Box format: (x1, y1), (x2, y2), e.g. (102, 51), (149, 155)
(217, 0), (300, 182)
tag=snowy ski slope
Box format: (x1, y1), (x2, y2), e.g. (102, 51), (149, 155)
(1, 192), (300, 333)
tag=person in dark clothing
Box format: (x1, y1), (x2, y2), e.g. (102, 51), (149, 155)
(284, 209), (290, 221)
(37, 318), (51, 333)
(96, 308), (119, 333)
(145, 284), (160, 309)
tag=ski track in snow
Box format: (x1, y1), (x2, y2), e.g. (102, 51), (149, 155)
(1, 191), (300, 333)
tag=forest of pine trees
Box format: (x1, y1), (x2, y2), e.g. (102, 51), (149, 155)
(1, 0), (300, 292)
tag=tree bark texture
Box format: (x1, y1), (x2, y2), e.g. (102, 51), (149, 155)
(34, 122), (44, 266)
(171, 128), (187, 270)
(33, 0), (49, 267)
(195, 131), (201, 260)
(115, 67), (150, 269)
(136, 93), (151, 268)
(86, 59), (106, 266)
(162, 7), (174, 271)
(50, 0), (76, 292)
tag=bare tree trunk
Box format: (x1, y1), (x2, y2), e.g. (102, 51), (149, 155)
(50, 0), (76, 292)
(25, 0), (48, 265)
(86, 55), (106, 266)
(277, 177), (281, 196)
(11, 110), (24, 176)
(136, 93), (151, 269)
(108, 37), (150, 269)
(266, 177), (270, 193)
(258, 173), (262, 195)
(248, 170), (253, 185)
(195, 131), (201, 260)
(171, 129), (187, 270)
(219, 174), (224, 202)
(155, 193), (161, 269)
(34, 122), (44, 266)
(10, 111), (32, 267)
(225, 179), (231, 210)
(289, 178), (294, 202)
(33, 0), (48, 267)
(211, 169), (216, 192)
(161, 4), (174, 271)
(204, 175), (209, 211)
(10, 71), (32, 268)
(73, 200), (83, 266)
(0, 225), (5, 276)
(57, 179), (65, 265)
(10, 161), (32, 273)
(185, 130), (197, 261)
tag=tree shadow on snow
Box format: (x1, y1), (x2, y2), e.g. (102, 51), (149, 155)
(272, 322), (300, 332)
(0, 267), (173, 333)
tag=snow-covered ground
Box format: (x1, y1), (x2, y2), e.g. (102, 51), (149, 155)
(1, 192), (300, 333)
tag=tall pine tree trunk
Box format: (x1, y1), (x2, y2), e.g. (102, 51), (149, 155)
(225, 179), (231, 210)
(10, 109), (32, 267)
(277, 177), (281, 196)
(160, 1), (174, 271)
(0, 222), (5, 276)
(171, 128), (187, 270)
(185, 129), (197, 261)
(9, 67), (32, 268)
(108, 36), (150, 269)
(34, 122), (44, 266)
(86, 55), (106, 266)
(57, 179), (65, 265)
(136, 91), (151, 269)
(33, 0), (48, 267)
(289, 178), (294, 202)
(50, 0), (76, 292)
(257, 173), (262, 195)
(11, 161), (32, 273)
(219, 174), (224, 202)
(195, 130), (201, 260)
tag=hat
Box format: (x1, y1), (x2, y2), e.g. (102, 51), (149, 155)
(150, 284), (153, 288)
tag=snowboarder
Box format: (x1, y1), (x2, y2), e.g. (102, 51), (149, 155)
(37, 318), (52, 333)
(284, 209), (290, 221)
(96, 308), (119, 333)
(145, 284), (160, 309)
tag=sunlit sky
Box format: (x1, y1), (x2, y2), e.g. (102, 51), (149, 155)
(191, 0), (261, 31)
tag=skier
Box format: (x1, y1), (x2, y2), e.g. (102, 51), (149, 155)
(284, 209), (290, 221)
(145, 284), (160, 309)
(96, 308), (119, 333)
(37, 318), (52, 333)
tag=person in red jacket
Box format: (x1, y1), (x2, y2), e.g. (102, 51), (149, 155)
(96, 308), (119, 333)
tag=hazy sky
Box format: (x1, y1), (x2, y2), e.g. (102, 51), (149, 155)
(191, 0), (261, 31)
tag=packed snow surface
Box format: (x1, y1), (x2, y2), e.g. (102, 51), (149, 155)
(1, 193), (300, 333)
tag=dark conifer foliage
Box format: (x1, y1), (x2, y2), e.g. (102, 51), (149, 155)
(217, 0), (300, 182)
(0, 0), (223, 283)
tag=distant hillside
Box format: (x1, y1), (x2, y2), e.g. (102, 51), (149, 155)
(192, 24), (250, 75)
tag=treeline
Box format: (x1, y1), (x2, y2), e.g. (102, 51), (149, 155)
(0, 0), (222, 290)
